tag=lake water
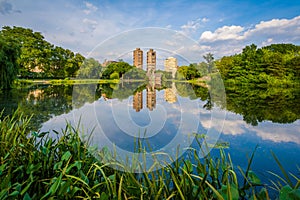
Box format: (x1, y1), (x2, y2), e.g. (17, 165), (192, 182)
(1, 82), (299, 185)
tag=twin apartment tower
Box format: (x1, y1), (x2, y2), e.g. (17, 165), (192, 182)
(133, 48), (178, 78)
(133, 48), (156, 75)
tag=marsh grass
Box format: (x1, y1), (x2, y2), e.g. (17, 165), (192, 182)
(0, 111), (299, 199)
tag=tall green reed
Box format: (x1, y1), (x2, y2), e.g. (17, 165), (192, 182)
(0, 110), (299, 199)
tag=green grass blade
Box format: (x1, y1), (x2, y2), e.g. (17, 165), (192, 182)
(118, 174), (124, 200)
(170, 169), (185, 200)
(271, 151), (293, 187)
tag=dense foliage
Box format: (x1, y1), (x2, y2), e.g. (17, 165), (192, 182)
(176, 65), (202, 80)
(0, 26), (85, 79)
(215, 43), (300, 85)
(101, 62), (146, 80)
(76, 58), (102, 79)
(0, 34), (20, 89)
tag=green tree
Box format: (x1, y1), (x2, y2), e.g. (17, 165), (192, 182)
(215, 43), (300, 85)
(0, 34), (20, 89)
(1, 26), (85, 78)
(65, 53), (85, 77)
(176, 65), (201, 80)
(215, 56), (233, 78)
(77, 58), (102, 79)
(286, 56), (300, 79)
(1, 26), (53, 76)
(110, 72), (119, 79)
(101, 62), (134, 79)
(123, 68), (146, 80)
(203, 53), (214, 73)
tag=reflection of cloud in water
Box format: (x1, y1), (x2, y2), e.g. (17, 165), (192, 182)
(41, 102), (101, 133)
(254, 122), (300, 144)
(200, 110), (300, 144)
(41, 113), (74, 133)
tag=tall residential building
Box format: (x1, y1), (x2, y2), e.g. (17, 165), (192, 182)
(133, 48), (143, 69)
(133, 91), (143, 112)
(147, 49), (156, 75)
(164, 57), (177, 78)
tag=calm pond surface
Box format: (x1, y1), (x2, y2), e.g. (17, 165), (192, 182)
(1, 82), (299, 183)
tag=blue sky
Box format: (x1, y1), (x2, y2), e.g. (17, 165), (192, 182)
(1, 0), (300, 63)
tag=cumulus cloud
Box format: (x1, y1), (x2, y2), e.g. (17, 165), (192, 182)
(199, 15), (300, 57)
(244, 16), (300, 41)
(200, 25), (244, 42)
(200, 16), (300, 43)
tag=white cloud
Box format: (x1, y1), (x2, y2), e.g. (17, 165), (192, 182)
(200, 15), (300, 43)
(180, 18), (209, 36)
(243, 16), (300, 41)
(181, 19), (201, 31)
(199, 15), (300, 57)
(200, 25), (245, 42)
(262, 38), (273, 46)
(83, 2), (98, 15)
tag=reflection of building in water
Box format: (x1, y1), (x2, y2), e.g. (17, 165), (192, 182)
(164, 57), (177, 78)
(101, 93), (109, 101)
(164, 82), (177, 103)
(133, 48), (143, 69)
(133, 91), (143, 112)
(146, 86), (156, 111)
(147, 49), (156, 76)
(132, 86), (157, 112)
(26, 89), (43, 105)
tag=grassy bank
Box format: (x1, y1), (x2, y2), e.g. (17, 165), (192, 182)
(0, 111), (299, 199)
(14, 78), (120, 86)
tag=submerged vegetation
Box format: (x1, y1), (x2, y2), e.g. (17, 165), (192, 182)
(0, 111), (299, 199)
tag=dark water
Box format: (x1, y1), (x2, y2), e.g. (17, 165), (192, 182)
(1, 82), (299, 186)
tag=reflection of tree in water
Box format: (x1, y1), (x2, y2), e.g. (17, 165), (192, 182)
(2, 82), (298, 132)
(100, 82), (147, 100)
(0, 88), (29, 117)
(1, 84), (105, 131)
(175, 81), (300, 125)
(0, 85), (74, 130)
(175, 82), (210, 107)
(224, 86), (300, 125)
(72, 84), (101, 108)
(203, 93), (212, 110)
